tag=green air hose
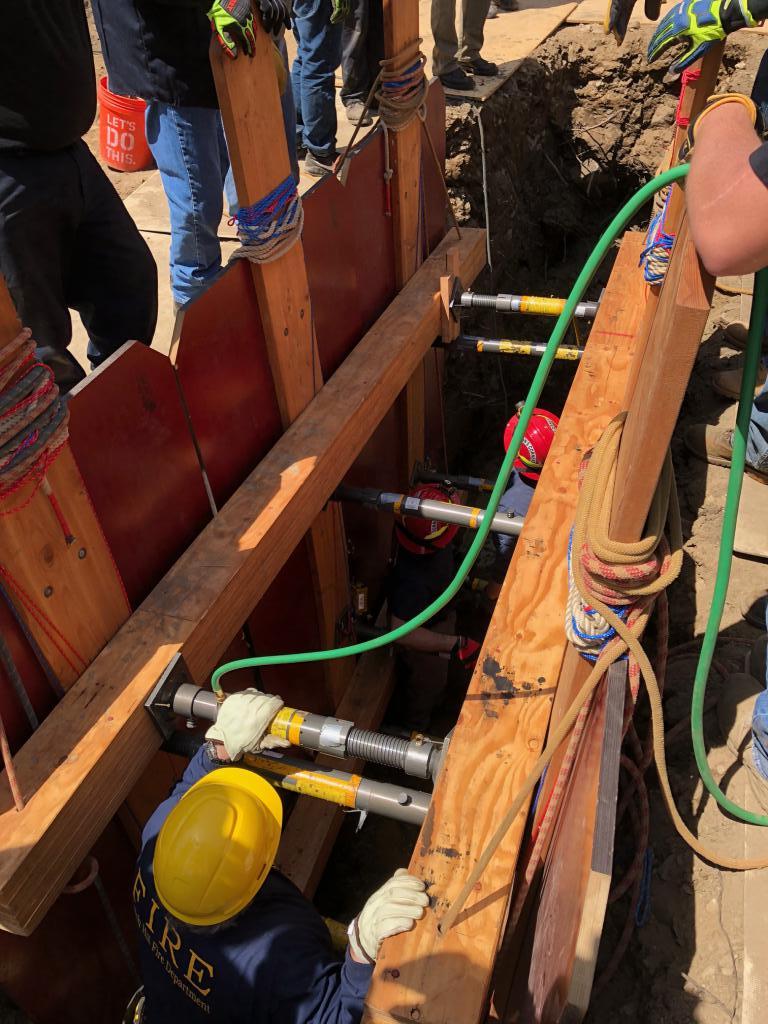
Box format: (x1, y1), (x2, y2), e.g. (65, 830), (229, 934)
(212, 162), (690, 696)
(691, 265), (768, 826)
(212, 165), (768, 831)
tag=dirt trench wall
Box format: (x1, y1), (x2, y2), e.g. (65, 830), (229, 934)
(440, 25), (759, 473)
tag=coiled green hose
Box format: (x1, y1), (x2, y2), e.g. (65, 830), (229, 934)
(212, 165), (768, 830)
(691, 265), (768, 826)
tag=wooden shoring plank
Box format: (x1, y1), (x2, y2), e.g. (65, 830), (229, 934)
(521, 664), (626, 1024)
(362, 233), (644, 1024)
(276, 641), (396, 896)
(0, 278), (129, 689)
(384, 0), (428, 477)
(622, 44), (722, 410)
(512, 217), (713, 1022)
(0, 227), (486, 937)
(211, 31), (351, 709)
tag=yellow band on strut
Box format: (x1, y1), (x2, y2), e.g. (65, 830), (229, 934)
(271, 707), (305, 746)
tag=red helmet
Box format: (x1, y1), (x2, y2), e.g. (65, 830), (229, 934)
(503, 408), (559, 481)
(395, 484), (459, 556)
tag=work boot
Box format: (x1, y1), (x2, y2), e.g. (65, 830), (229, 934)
(488, 0), (519, 12)
(461, 56), (499, 77)
(743, 593), (768, 630)
(304, 151), (337, 177)
(684, 422), (768, 482)
(684, 423), (736, 468)
(345, 101), (372, 126)
(717, 670), (768, 813)
(712, 362), (768, 400)
(438, 67), (475, 91)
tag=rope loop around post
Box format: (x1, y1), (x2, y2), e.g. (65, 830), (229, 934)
(230, 175), (304, 265)
(376, 40), (428, 133)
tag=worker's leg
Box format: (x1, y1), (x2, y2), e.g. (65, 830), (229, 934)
(144, 102), (229, 306)
(747, 377), (768, 475)
(291, 0), (343, 161)
(459, 0), (492, 63)
(751, 604), (768, 780)
(0, 148), (85, 392)
(67, 142), (157, 368)
(431, 0), (459, 77)
(341, 0), (369, 107)
(277, 35), (301, 183)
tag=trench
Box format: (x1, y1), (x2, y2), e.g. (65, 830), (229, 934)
(315, 25), (763, 1015)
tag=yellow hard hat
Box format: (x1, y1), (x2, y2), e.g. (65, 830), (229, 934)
(153, 767), (282, 927)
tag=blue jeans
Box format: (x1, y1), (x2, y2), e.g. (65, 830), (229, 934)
(752, 602), (768, 779)
(145, 103), (235, 306)
(291, 0), (342, 160)
(145, 43), (298, 306)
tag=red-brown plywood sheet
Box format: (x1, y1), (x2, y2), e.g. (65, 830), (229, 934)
(303, 128), (396, 380)
(68, 342), (212, 608)
(0, 820), (138, 1024)
(424, 79), (448, 252)
(173, 259), (283, 508)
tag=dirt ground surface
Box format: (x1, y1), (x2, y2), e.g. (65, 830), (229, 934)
(5, 11), (768, 1024)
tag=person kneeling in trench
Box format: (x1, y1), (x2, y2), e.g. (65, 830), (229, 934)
(126, 689), (427, 1023)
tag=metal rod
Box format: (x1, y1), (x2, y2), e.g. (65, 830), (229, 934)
(170, 684), (443, 780)
(414, 467), (494, 492)
(243, 750), (429, 825)
(334, 485), (524, 537)
(459, 291), (599, 319)
(455, 335), (583, 361)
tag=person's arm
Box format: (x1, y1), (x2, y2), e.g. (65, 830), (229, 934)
(270, 871), (428, 1024)
(686, 102), (768, 277)
(390, 615), (457, 654)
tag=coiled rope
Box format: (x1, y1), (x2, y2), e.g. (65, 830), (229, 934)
(440, 413), (768, 935)
(0, 329), (69, 510)
(639, 191), (675, 286)
(230, 175), (304, 265)
(334, 40), (461, 239)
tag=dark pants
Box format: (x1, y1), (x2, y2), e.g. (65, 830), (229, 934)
(0, 141), (157, 391)
(340, 0), (384, 108)
(291, 0), (343, 160)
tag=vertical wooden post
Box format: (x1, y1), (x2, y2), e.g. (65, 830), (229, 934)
(622, 44), (722, 409)
(211, 27), (352, 708)
(0, 279), (129, 689)
(384, 0), (427, 479)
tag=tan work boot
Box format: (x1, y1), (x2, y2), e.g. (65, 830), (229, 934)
(712, 362), (767, 400)
(684, 422), (768, 482)
(724, 321), (749, 350)
(684, 423), (735, 468)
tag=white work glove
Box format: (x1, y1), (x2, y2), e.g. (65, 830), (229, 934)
(347, 869), (429, 964)
(205, 688), (290, 761)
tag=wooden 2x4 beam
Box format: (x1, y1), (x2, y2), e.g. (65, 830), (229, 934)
(363, 232), (647, 1024)
(0, 228), (486, 936)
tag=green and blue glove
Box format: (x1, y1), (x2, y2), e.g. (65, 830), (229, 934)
(208, 0), (257, 58)
(331, 0), (352, 25)
(648, 0), (764, 74)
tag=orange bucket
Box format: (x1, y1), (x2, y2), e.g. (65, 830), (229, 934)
(97, 77), (154, 172)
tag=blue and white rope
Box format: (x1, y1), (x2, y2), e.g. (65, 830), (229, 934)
(230, 175), (304, 265)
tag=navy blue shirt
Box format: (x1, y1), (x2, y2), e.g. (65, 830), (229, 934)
(388, 544), (456, 623)
(135, 747), (372, 1023)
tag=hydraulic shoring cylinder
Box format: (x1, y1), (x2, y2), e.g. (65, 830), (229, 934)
(458, 290), (599, 319)
(334, 485), (524, 538)
(456, 335), (583, 361)
(242, 750), (430, 826)
(170, 683), (443, 780)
